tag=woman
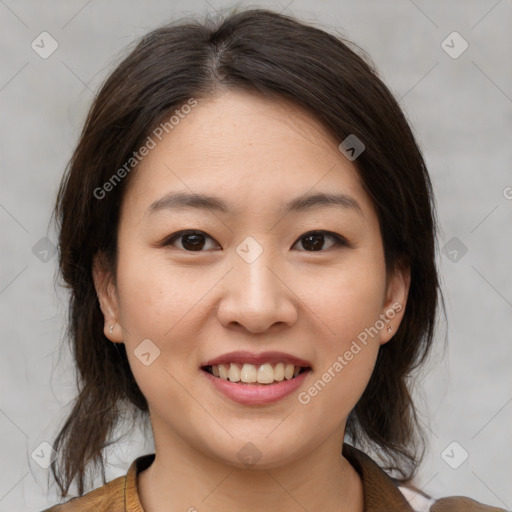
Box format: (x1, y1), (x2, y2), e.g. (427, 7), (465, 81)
(42, 7), (505, 512)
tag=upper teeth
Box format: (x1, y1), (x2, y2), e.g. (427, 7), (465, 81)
(210, 362), (303, 384)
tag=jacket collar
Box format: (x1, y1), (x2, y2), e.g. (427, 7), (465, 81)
(342, 443), (415, 511)
(125, 443), (415, 511)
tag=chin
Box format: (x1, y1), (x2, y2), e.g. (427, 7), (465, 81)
(204, 434), (308, 470)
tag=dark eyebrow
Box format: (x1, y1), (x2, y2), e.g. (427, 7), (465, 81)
(146, 191), (363, 217)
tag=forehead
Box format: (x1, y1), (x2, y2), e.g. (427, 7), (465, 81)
(121, 89), (375, 221)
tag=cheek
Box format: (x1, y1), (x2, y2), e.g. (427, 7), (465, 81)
(113, 246), (219, 379)
(297, 265), (385, 422)
(115, 247), (200, 334)
(297, 257), (387, 344)
(296, 252), (386, 407)
(113, 250), (203, 403)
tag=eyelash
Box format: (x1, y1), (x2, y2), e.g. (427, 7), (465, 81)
(161, 230), (349, 252)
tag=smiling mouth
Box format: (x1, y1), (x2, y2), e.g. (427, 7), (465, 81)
(202, 362), (311, 385)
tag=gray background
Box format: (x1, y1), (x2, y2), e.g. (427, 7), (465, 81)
(1, 0), (511, 510)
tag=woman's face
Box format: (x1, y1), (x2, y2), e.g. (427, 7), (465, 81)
(94, 89), (409, 468)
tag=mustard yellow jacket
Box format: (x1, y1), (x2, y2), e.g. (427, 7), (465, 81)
(41, 443), (508, 511)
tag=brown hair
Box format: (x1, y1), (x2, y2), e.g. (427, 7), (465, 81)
(50, 6), (445, 498)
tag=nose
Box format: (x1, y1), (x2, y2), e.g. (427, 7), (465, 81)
(215, 244), (298, 333)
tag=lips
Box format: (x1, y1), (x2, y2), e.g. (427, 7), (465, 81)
(199, 350), (313, 369)
(201, 364), (311, 405)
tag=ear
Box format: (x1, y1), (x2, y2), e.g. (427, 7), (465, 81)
(379, 262), (411, 345)
(92, 252), (123, 343)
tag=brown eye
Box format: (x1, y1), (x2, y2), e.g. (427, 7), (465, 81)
(162, 230), (348, 253)
(164, 230), (219, 251)
(293, 231), (347, 252)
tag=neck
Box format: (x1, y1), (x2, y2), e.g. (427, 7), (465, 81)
(138, 423), (364, 512)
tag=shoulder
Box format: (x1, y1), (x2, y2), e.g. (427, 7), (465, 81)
(38, 474), (126, 512)
(39, 453), (154, 512)
(342, 442), (507, 512)
(398, 484), (509, 512)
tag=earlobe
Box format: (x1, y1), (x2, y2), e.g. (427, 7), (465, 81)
(379, 264), (411, 345)
(105, 321), (123, 342)
(92, 253), (123, 343)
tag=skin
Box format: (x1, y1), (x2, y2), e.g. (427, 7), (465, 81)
(93, 89), (410, 512)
